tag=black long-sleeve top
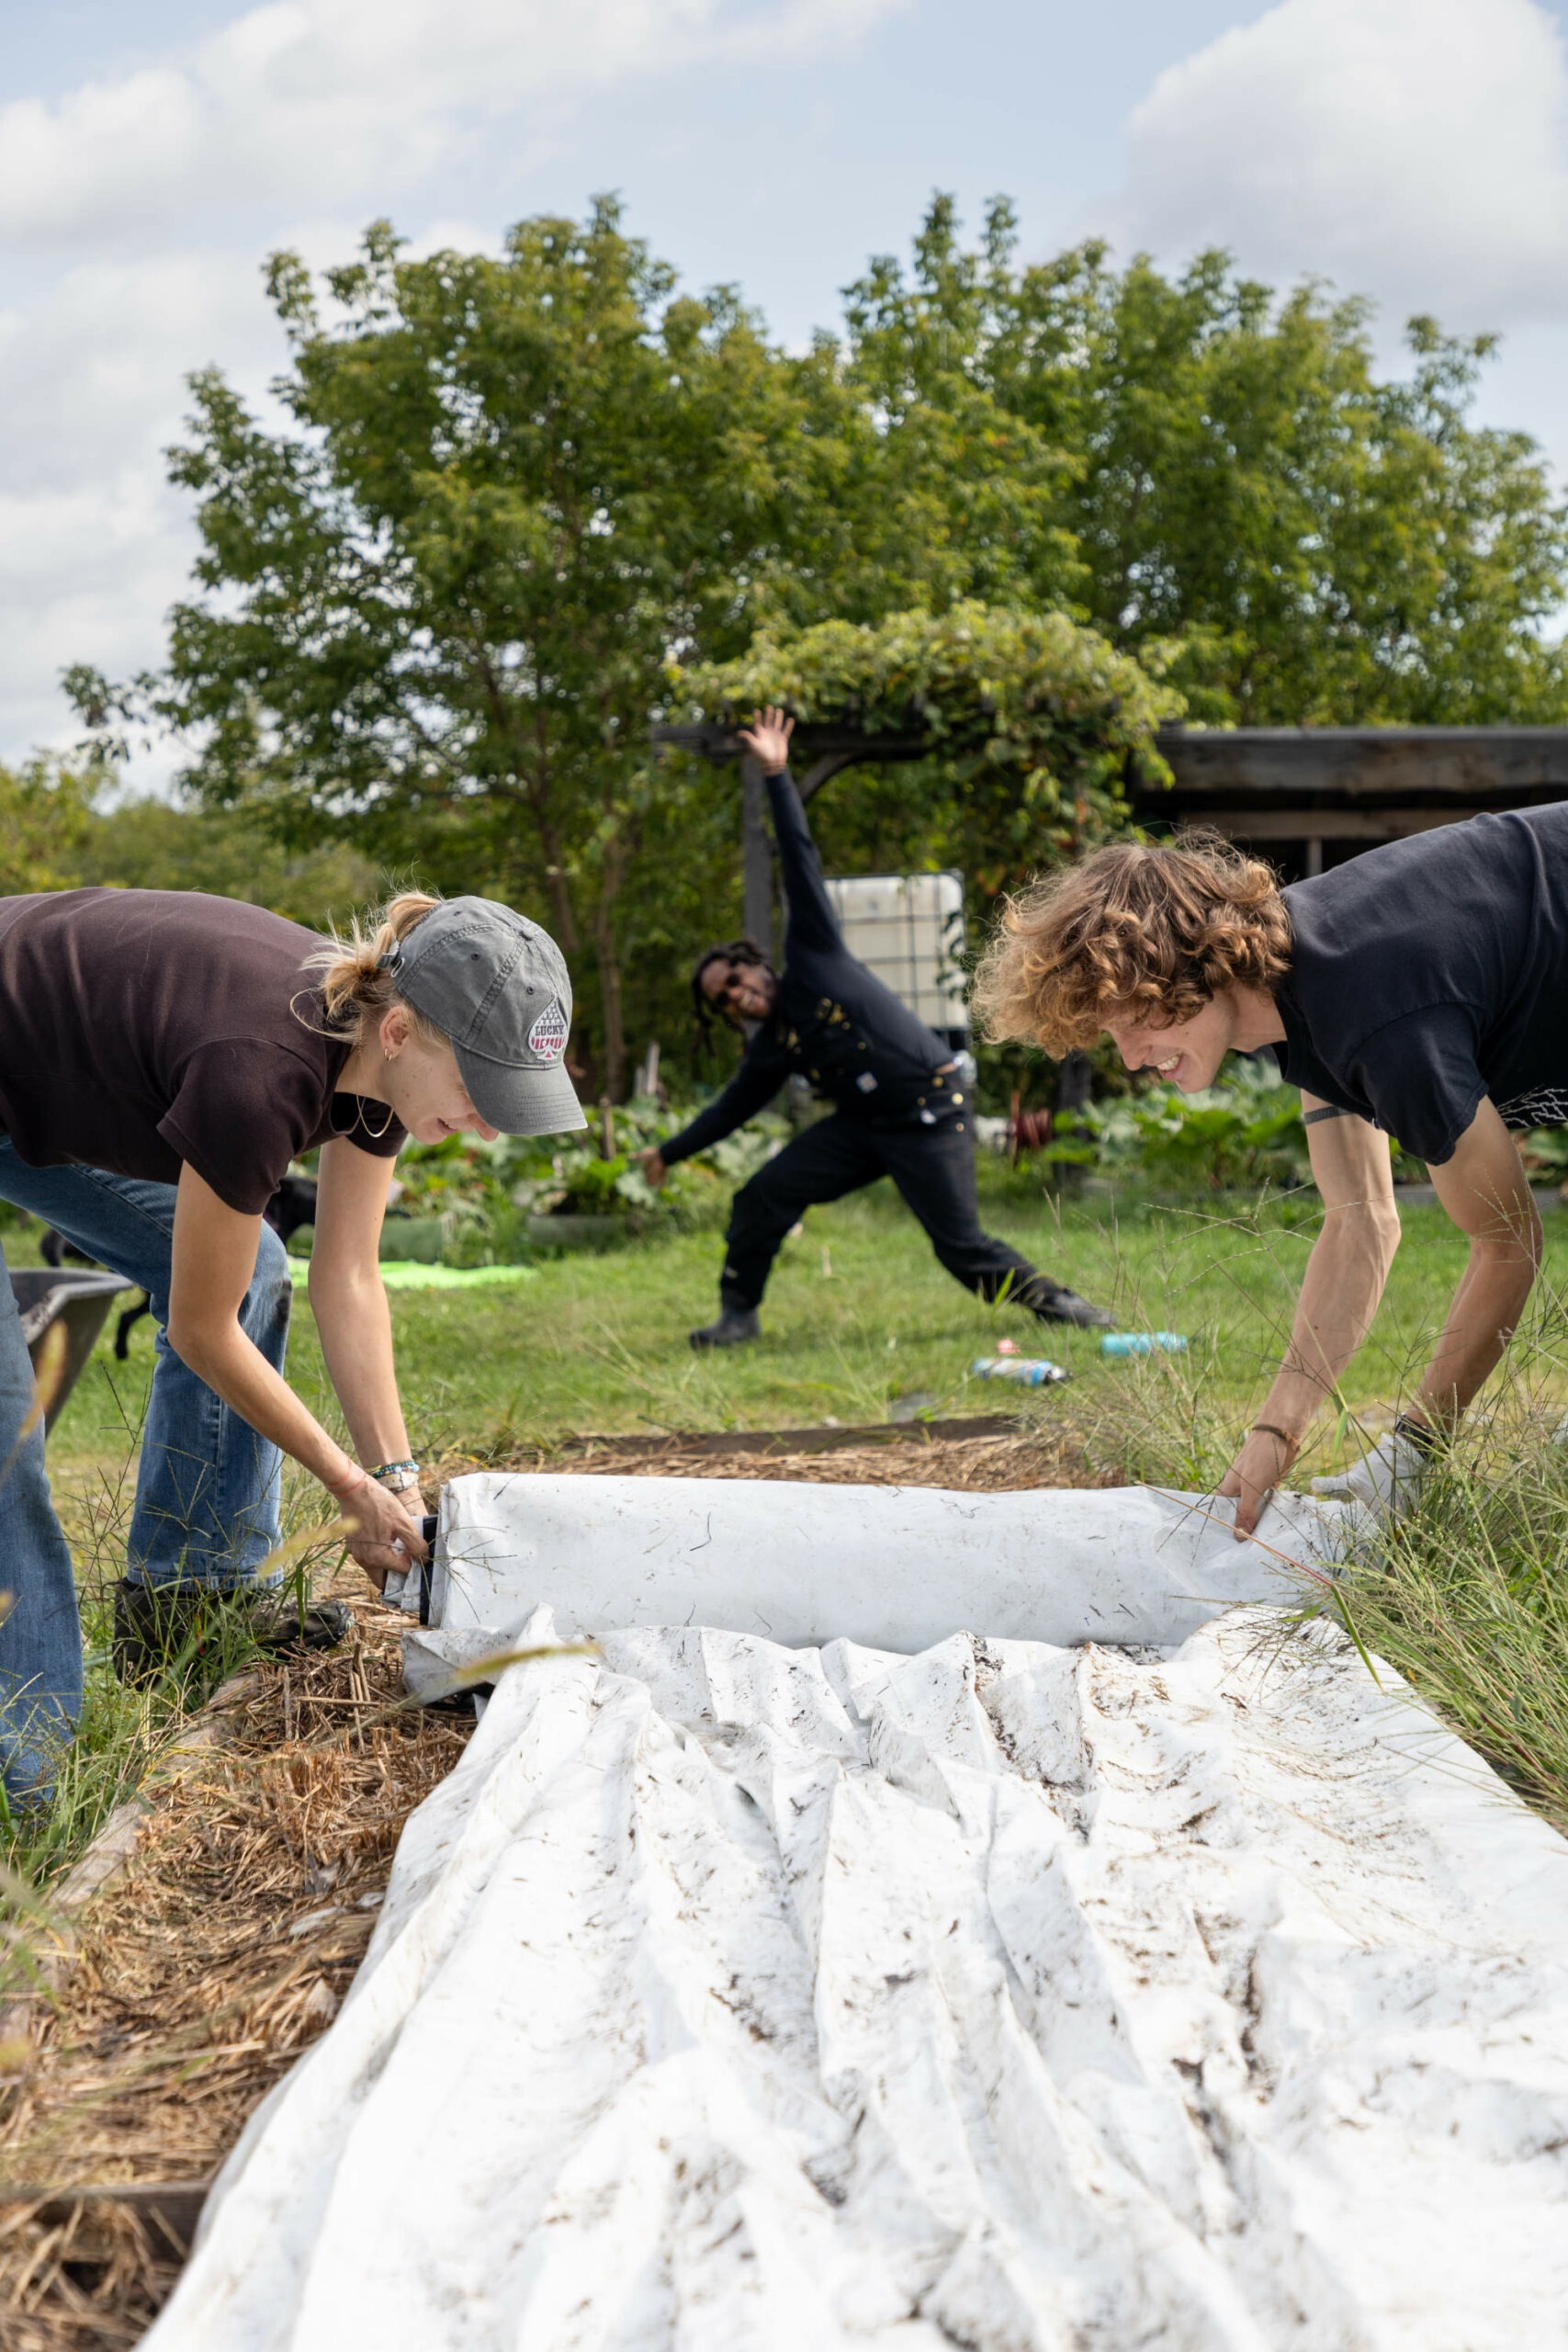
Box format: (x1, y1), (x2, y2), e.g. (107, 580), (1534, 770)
(660, 768), (957, 1167)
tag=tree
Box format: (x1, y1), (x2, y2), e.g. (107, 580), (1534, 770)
(63, 204), (1104, 1094)
(0, 759), (95, 896)
(69, 209), (886, 1094)
(68, 197), (1568, 1096)
(842, 208), (1568, 723)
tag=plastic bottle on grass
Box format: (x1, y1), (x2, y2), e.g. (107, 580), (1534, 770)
(972, 1356), (1070, 1387)
(1100, 1331), (1189, 1358)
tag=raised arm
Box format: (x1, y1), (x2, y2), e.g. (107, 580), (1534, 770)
(739, 706), (841, 958)
(1219, 1096), (1403, 1536)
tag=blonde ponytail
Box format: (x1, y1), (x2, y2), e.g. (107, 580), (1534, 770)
(304, 890), (444, 1046)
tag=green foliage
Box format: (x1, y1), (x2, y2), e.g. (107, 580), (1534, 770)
(387, 1100), (787, 1261)
(0, 761), (381, 938)
(1075, 1060), (1313, 1191)
(1519, 1127), (1568, 1183)
(63, 194), (1568, 1104)
(846, 211), (1568, 724)
(0, 759), (96, 895)
(72, 796), (379, 931)
(1333, 1383), (1568, 1831)
(681, 599), (1182, 892)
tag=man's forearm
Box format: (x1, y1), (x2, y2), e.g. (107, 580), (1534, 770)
(764, 767), (840, 953)
(1416, 1243), (1539, 1426)
(662, 1061), (784, 1165)
(1258, 1205), (1401, 1435)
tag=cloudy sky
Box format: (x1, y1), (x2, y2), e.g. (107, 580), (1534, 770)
(6, 0), (1568, 786)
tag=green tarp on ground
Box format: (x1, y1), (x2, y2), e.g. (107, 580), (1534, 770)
(288, 1260), (537, 1291)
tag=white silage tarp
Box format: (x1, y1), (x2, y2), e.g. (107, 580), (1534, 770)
(145, 1472), (1568, 2352)
(421, 1469), (1353, 1652)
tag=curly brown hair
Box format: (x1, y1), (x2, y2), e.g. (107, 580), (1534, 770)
(972, 831), (1293, 1055)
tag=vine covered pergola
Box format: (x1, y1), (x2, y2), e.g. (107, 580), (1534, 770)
(652, 599), (1181, 955)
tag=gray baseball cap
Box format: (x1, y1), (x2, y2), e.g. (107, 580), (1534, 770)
(378, 897), (587, 1136)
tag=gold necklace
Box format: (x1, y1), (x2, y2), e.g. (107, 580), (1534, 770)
(331, 1089), (396, 1140)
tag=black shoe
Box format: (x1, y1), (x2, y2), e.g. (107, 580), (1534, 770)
(1029, 1284), (1114, 1331)
(689, 1306), (761, 1350)
(113, 1577), (355, 1689)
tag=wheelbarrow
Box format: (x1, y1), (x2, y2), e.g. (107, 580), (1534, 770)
(8, 1269), (136, 1434)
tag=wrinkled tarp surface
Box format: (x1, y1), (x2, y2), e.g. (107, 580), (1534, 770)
(147, 1471), (1568, 2351)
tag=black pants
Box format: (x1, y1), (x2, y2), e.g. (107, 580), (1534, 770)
(719, 1113), (1053, 1312)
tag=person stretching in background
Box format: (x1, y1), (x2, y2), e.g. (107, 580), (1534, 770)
(640, 709), (1112, 1348)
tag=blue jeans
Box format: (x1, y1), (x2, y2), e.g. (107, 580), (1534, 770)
(0, 1144), (291, 1800)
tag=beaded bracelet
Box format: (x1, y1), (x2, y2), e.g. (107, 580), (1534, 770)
(370, 1459), (421, 1484)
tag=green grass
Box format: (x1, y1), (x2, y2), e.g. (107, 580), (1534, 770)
(7, 1175), (1568, 1923)
(35, 1182), (1532, 1479)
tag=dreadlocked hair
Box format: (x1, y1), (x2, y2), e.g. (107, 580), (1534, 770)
(972, 831), (1292, 1056)
(301, 890), (448, 1049)
(691, 937), (773, 1054)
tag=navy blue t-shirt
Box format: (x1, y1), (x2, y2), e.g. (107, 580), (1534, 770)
(1273, 804), (1568, 1165)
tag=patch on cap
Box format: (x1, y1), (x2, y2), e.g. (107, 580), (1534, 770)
(527, 1001), (570, 1062)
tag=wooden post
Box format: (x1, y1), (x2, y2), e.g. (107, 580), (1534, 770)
(740, 753), (774, 960)
(1054, 1050), (1093, 1193)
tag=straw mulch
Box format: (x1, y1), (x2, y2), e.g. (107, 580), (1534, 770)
(0, 1611), (470, 2349)
(467, 1415), (1104, 1492)
(0, 1417), (1091, 2346)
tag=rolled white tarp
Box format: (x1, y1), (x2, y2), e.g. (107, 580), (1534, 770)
(416, 1469), (1355, 1652)
(149, 1604), (1568, 2351)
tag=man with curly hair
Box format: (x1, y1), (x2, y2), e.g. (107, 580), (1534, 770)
(973, 811), (1568, 1536)
(642, 709), (1111, 1348)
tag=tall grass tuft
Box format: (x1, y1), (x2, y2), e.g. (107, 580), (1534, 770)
(1070, 1198), (1568, 1833)
(1333, 1386), (1568, 1833)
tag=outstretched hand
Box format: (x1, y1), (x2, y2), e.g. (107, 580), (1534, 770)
(1218, 1426), (1299, 1541)
(637, 1147), (669, 1190)
(738, 705), (794, 776)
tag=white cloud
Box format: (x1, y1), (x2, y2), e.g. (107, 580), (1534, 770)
(0, 0), (908, 252)
(0, 247), (286, 772)
(1114, 0), (1568, 327)
(0, 0), (907, 769)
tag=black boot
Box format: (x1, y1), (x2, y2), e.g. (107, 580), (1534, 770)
(113, 1577), (354, 1690)
(689, 1306), (761, 1351)
(1026, 1282), (1114, 1331)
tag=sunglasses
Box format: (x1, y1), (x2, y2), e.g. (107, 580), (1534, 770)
(710, 966), (753, 1006)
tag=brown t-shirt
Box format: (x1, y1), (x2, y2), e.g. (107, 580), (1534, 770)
(0, 889), (406, 1215)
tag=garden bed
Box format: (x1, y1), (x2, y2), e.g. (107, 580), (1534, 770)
(0, 1415), (1085, 2347)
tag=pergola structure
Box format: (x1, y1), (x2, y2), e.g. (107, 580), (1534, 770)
(652, 719), (941, 951)
(653, 718), (1568, 934)
(1137, 724), (1568, 876)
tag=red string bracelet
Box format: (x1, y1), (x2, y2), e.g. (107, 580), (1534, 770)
(322, 1464), (368, 1498)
